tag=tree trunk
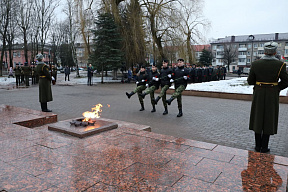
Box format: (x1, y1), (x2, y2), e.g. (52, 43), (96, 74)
(23, 28), (28, 63)
(186, 31), (193, 64)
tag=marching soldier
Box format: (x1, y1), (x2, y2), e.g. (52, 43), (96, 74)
(153, 59), (173, 115)
(207, 64), (213, 81)
(248, 42), (288, 153)
(140, 64), (160, 112)
(22, 62), (32, 86)
(31, 63), (37, 85)
(35, 53), (53, 112)
(126, 65), (148, 111)
(166, 58), (189, 117)
(14, 64), (22, 87)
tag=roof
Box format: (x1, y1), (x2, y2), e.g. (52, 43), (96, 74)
(211, 32), (288, 44)
(193, 45), (211, 52)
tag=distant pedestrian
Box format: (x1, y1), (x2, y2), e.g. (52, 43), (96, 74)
(127, 68), (132, 83)
(64, 66), (70, 81)
(247, 41), (288, 153)
(14, 64), (22, 86)
(22, 62), (32, 86)
(8, 67), (14, 78)
(237, 69), (242, 78)
(87, 64), (93, 86)
(35, 53), (53, 112)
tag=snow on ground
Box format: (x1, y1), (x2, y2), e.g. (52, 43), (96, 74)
(1, 73), (288, 96)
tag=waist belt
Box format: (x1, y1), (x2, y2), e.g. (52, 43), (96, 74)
(39, 76), (46, 78)
(256, 81), (278, 86)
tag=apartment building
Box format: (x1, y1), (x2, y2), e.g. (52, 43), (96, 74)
(210, 33), (288, 72)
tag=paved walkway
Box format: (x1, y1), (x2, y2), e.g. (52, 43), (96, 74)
(0, 76), (288, 158)
(0, 105), (287, 191)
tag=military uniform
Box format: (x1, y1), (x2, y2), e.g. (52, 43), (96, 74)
(126, 67), (148, 111)
(31, 65), (37, 85)
(22, 63), (32, 86)
(35, 54), (53, 112)
(153, 64), (173, 115)
(166, 59), (189, 117)
(247, 42), (288, 153)
(140, 68), (160, 112)
(14, 64), (22, 86)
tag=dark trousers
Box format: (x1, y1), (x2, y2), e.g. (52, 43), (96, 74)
(88, 76), (92, 86)
(25, 75), (30, 86)
(16, 75), (20, 86)
(41, 102), (48, 111)
(65, 74), (70, 81)
(255, 133), (270, 150)
(32, 76), (36, 85)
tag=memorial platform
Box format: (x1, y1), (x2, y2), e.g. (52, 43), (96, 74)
(0, 105), (287, 191)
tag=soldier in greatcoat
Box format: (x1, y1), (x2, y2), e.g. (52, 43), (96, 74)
(35, 54), (53, 112)
(14, 64), (22, 87)
(247, 42), (288, 153)
(22, 62), (32, 86)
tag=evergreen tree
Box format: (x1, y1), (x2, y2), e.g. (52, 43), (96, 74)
(91, 13), (123, 83)
(199, 49), (212, 66)
(59, 44), (75, 67)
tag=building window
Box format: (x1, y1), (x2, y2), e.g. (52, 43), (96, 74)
(239, 51), (246, 55)
(285, 42), (288, 46)
(248, 44), (252, 49)
(278, 43), (281, 48)
(239, 44), (246, 48)
(18, 52), (21, 57)
(285, 49), (288, 54)
(254, 43), (258, 48)
(247, 51), (250, 55)
(213, 45), (217, 50)
(253, 51), (257, 56)
(13, 52), (17, 57)
(239, 58), (245, 62)
(259, 43), (264, 47)
(232, 66), (235, 70)
(247, 58), (251, 63)
(258, 50), (264, 54)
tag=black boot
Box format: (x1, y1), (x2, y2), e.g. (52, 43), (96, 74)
(254, 133), (261, 152)
(139, 103), (145, 111)
(41, 102), (52, 112)
(140, 92), (146, 99)
(177, 108), (183, 117)
(166, 97), (175, 105)
(261, 134), (270, 153)
(154, 96), (161, 105)
(151, 105), (156, 112)
(126, 92), (134, 99)
(163, 107), (168, 115)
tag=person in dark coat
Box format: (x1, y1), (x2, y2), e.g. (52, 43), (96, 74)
(247, 41), (288, 153)
(35, 54), (53, 112)
(64, 66), (70, 81)
(126, 65), (148, 111)
(139, 64), (160, 112)
(22, 62), (32, 86)
(14, 64), (22, 87)
(237, 68), (242, 78)
(166, 58), (190, 117)
(87, 64), (93, 86)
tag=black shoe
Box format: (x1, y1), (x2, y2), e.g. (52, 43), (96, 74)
(166, 97), (174, 105)
(42, 109), (52, 112)
(177, 109), (183, 117)
(261, 148), (270, 153)
(254, 146), (261, 152)
(151, 106), (156, 112)
(139, 103), (145, 111)
(154, 96), (160, 105)
(126, 92), (134, 99)
(163, 107), (168, 115)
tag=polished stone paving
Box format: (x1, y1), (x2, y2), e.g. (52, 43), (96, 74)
(0, 104), (288, 191)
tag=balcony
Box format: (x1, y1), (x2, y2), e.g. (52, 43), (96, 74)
(238, 62), (247, 66)
(216, 55), (224, 59)
(285, 46), (288, 49)
(216, 48), (224, 52)
(238, 55), (246, 59)
(258, 47), (264, 50)
(238, 47), (247, 51)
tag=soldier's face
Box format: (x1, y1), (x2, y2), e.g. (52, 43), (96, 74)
(162, 62), (168, 68)
(152, 66), (157, 72)
(178, 61), (184, 67)
(140, 67), (145, 72)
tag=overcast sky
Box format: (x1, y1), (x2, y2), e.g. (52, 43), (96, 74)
(203, 0), (288, 40)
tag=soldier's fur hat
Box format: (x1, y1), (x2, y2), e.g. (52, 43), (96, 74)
(264, 41), (278, 55)
(36, 53), (44, 61)
(177, 58), (184, 62)
(162, 59), (169, 63)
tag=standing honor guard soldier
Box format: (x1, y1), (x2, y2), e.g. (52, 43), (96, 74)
(126, 65), (148, 111)
(35, 53), (53, 112)
(153, 59), (173, 115)
(140, 64), (160, 112)
(14, 63), (22, 87)
(22, 62), (32, 86)
(31, 63), (37, 85)
(166, 58), (190, 117)
(247, 42), (288, 153)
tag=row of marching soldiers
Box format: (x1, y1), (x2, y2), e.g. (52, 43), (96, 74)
(126, 59), (191, 117)
(12, 62), (57, 87)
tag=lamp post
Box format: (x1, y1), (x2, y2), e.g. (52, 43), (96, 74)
(248, 35), (255, 64)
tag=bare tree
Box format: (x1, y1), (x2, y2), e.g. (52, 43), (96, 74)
(223, 43), (237, 71)
(35, 0), (59, 53)
(178, 0), (210, 64)
(0, 0), (12, 76)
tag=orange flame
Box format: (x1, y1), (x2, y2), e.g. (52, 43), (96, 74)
(107, 104), (110, 108)
(82, 104), (103, 122)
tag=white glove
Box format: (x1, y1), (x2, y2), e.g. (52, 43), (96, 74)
(141, 79), (145, 82)
(52, 76), (55, 81)
(170, 79), (174, 83)
(136, 81), (139, 84)
(146, 84), (149, 87)
(152, 77), (156, 80)
(183, 76), (187, 80)
(155, 78), (159, 81)
(168, 74), (172, 78)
